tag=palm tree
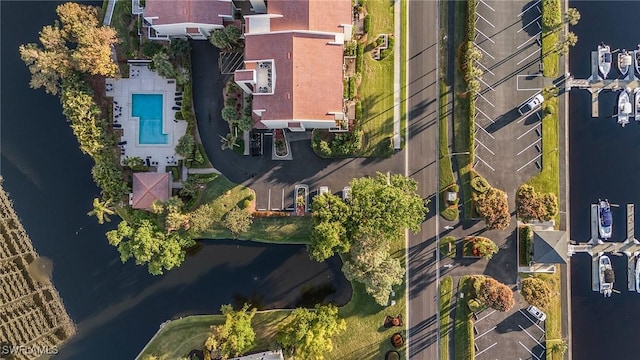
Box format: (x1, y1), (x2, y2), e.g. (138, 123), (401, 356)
(220, 133), (239, 150)
(87, 197), (115, 224)
(564, 8), (581, 26)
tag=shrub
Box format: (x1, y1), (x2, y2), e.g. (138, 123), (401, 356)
(344, 40), (357, 56)
(142, 41), (166, 58)
(466, 0), (477, 41)
(241, 199), (251, 209)
(467, 299), (484, 313)
(470, 236), (498, 259)
(449, 184), (459, 192)
(363, 14), (371, 34)
(247, 193), (255, 201)
(356, 44), (364, 73)
(380, 37), (394, 60)
(439, 236), (456, 258)
(343, 79), (349, 99)
(222, 106), (238, 123)
(193, 146), (205, 164)
(541, 0), (562, 29)
(175, 134), (195, 158)
(521, 277), (552, 308)
(318, 140), (332, 157)
(441, 206), (459, 221)
(478, 277), (514, 312)
(470, 176), (490, 193)
(348, 77), (356, 100)
(225, 97), (237, 107)
(519, 225), (533, 265)
(516, 185), (559, 221)
(355, 101), (363, 120)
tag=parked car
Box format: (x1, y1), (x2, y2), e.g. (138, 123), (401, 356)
(518, 94), (544, 115)
(342, 186), (351, 201)
(527, 305), (546, 322)
(319, 186), (329, 196)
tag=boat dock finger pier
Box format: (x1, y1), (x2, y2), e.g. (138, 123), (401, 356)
(567, 50), (639, 117)
(569, 204), (640, 293)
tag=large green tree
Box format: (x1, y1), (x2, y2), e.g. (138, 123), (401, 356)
(205, 304), (257, 359)
(224, 207), (253, 237)
(151, 52), (176, 79)
(277, 304), (346, 360)
(521, 277), (552, 308)
(150, 197), (191, 233)
(348, 172), (426, 238)
(175, 134), (195, 158)
(106, 217), (195, 275)
(474, 187), (510, 230)
(209, 25), (242, 50)
(342, 236), (404, 306)
(477, 277), (514, 312)
(19, 2), (118, 94)
(308, 193), (350, 261)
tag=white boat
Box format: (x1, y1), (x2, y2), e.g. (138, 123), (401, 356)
(599, 254), (614, 297)
(634, 45), (640, 76)
(635, 255), (640, 293)
(634, 88), (640, 121)
(598, 199), (613, 239)
(618, 49), (632, 78)
(617, 89), (632, 127)
(598, 43), (612, 78)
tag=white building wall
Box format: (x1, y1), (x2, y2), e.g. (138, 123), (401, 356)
(151, 22), (224, 38)
(261, 119), (334, 129)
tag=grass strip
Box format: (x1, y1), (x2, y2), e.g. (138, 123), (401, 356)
(440, 276), (454, 360)
(541, 0), (561, 77)
(454, 275), (474, 360)
(400, 0), (407, 148)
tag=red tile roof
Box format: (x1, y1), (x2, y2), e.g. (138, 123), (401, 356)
(246, 32), (344, 122)
(132, 172), (171, 210)
(145, 0), (231, 26)
(268, 0), (351, 33)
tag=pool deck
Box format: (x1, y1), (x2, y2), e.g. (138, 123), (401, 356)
(106, 64), (187, 173)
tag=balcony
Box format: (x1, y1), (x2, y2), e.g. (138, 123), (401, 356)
(255, 61), (273, 94)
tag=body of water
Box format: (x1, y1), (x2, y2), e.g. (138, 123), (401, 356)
(0, 2), (350, 359)
(569, 2), (640, 359)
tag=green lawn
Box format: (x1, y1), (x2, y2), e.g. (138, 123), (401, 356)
(138, 310), (291, 359)
(521, 271), (562, 360)
(440, 276), (453, 360)
(454, 276), (474, 360)
(439, 236), (456, 258)
(452, 0), (474, 218)
(525, 97), (560, 224)
(541, 0), (561, 78)
(358, 0), (395, 157)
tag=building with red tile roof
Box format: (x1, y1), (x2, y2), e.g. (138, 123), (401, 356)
(234, 0), (353, 131)
(132, 172), (171, 210)
(143, 0), (234, 40)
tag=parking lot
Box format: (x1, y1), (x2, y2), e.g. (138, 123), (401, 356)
(472, 0), (548, 182)
(474, 306), (546, 360)
(255, 185), (351, 211)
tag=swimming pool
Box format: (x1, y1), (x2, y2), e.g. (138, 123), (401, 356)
(131, 94), (168, 144)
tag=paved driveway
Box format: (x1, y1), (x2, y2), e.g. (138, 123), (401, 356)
(473, 295), (546, 360)
(472, 0), (546, 192)
(189, 41), (403, 197)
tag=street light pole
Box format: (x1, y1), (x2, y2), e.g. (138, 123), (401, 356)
(448, 151), (470, 156)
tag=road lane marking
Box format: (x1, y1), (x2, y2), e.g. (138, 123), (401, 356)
(518, 0), (541, 18)
(475, 154), (495, 171)
(519, 341), (541, 360)
(475, 60), (495, 76)
(518, 324), (546, 348)
(476, 91), (495, 107)
(518, 15), (542, 33)
(476, 12), (495, 27)
(517, 154), (542, 172)
(478, 77), (495, 91)
(475, 122), (496, 139)
(476, 107), (495, 123)
(478, 0), (495, 12)
(517, 123), (541, 139)
(474, 43), (495, 60)
(476, 28), (495, 43)
(517, 139), (541, 155)
(475, 342), (498, 357)
(475, 138), (495, 155)
(517, 48), (541, 66)
(475, 326), (496, 339)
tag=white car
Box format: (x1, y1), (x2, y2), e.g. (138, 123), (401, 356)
(319, 186), (329, 195)
(527, 305), (547, 322)
(518, 94), (544, 115)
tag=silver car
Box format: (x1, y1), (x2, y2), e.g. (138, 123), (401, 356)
(518, 94), (544, 115)
(527, 305), (547, 322)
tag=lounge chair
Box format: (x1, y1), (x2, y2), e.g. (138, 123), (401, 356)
(172, 106), (181, 111)
(113, 123), (122, 128)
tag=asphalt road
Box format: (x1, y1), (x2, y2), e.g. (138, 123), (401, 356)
(406, 0), (440, 358)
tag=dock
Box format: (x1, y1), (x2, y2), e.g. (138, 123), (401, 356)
(571, 203), (640, 292)
(568, 50), (639, 118)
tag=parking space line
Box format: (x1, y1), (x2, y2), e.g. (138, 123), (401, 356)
(475, 122), (495, 139)
(518, 325), (546, 349)
(517, 32), (541, 49)
(476, 91), (495, 107)
(516, 123), (541, 139)
(517, 0), (541, 17)
(475, 326), (496, 340)
(518, 309), (546, 332)
(476, 28), (495, 44)
(474, 43), (495, 60)
(517, 138), (541, 155)
(518, 15), (542, 33)
(478, 0), (495, 12)
(516, 48), (541, 66)
(475, 342), (497, 358)
(476, 12), (495, 27)
(475, 138), (495, 155)
(268, 189), (271, 210)
(478, 77), (495, 91)
(476, 107), (494, 123)
(517, 153), (542, 172)
(475, 60), (495, 76)
(475, 154), (495, 171)
(282, 189), (285, 210)
(519, 341), (541, 360)
(517, 110), (542, 123)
